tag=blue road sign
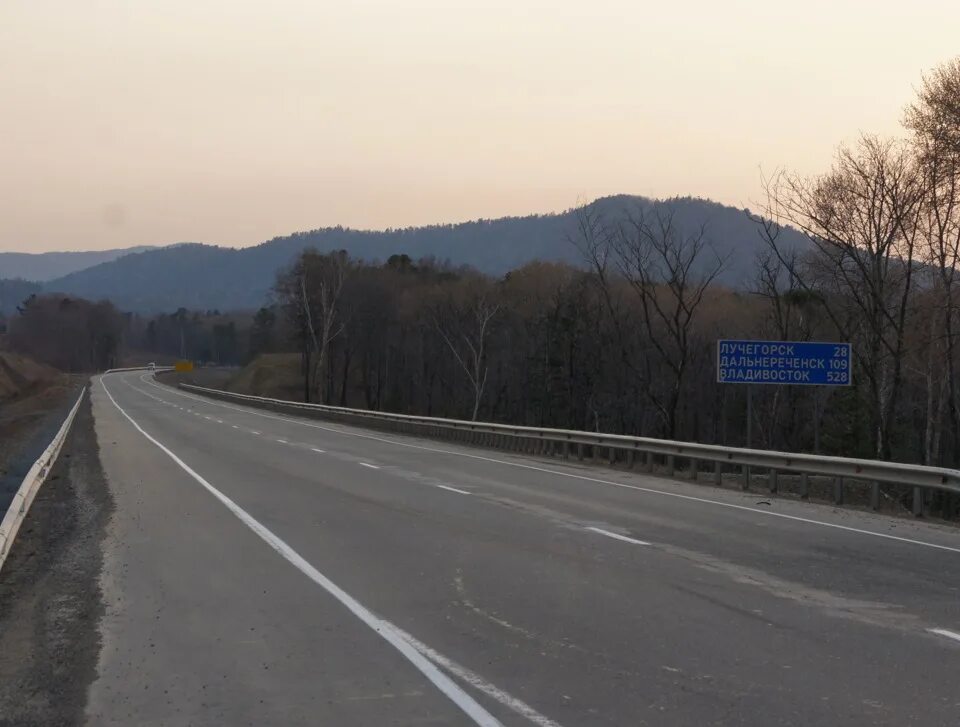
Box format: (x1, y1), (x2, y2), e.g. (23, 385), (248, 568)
(717, 340), (852, 386)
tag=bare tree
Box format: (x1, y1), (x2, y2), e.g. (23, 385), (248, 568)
(905, 57), (960, 464)
(610, 207), (724, 439)
(429, 278), (500, 421)
(569, 204), (640, 383)
(756, 136), (925, 459)
(274, 249), (349, 402)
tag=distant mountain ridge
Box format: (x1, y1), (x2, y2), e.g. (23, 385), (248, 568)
(41, 196), (808, 313)
(0, 245), (157, 282)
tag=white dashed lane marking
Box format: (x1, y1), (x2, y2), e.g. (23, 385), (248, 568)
(585, 526), (650, 546)
(436, 485), (471, 495)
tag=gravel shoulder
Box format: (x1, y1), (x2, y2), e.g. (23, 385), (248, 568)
(0, 391), (112, 727)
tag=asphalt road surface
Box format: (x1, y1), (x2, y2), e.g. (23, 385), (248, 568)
(87, 370), (960, 725)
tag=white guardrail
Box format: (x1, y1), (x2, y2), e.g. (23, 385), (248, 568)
(0, 366), (172, 574)
(0, 387), (85, 573)
(176, 381), (960, 515)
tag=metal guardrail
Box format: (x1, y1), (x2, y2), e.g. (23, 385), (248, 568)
(0, 386), (86, 574)
(107, 366), (174, 374)
(0, 366), (170, 573)
(177, 382), (960, 515)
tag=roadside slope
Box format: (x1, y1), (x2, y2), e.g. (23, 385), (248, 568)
(0, 394), (111, 727)
(0, 354), (83, 514)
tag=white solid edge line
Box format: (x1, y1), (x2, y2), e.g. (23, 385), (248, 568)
(128, 373), (562, 727)
(276, 439), (288, 444)
(390, 625), (563, 727)
(585, 526), (650, 546)
(359, 462), (379, 469)
(928, 628), (960, 644)
(143, 378), (960, 556)
(99, 375), (505, 727)
(311, 448), (326, 453)
(436, 485), (472, 495)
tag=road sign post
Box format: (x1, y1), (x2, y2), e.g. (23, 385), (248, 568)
(717, 340), (852, 490)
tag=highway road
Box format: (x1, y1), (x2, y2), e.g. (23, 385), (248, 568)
(88, 370), (960, 725)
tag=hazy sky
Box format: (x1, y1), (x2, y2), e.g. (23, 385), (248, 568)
(2, 1), (958, 253)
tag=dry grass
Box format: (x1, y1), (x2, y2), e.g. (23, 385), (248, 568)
(0, 352), (60, 402)
(226, 353), (304, 400)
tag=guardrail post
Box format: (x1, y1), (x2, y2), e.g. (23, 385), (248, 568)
(742, 465), (750, 490)
(608, 447), (616, 466)
(689, 459), (698, 481)
(800, 472), (809, 499)
(912, 487), (923, 517)
(870, 481), (880, 510)
(577, 443), (584, 461)
(627, 450), (635, 469)
(645, 451), (653, 472)
(713, 460), (721, 486)
(667, 454), (675, 477)
(769, 469), (778, 494)
(563, 441), (570, 459)
(834, 476), (844, 506)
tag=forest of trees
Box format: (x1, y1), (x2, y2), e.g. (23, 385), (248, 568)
(1, 296), (251, 373)
(266, 58), (960, 473)
(5, 293), (124, 372)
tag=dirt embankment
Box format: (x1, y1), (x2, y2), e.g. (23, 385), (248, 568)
(0, 394), (111, 726)
(0, 353), (84, 515)
(0, 352), (59, 401)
